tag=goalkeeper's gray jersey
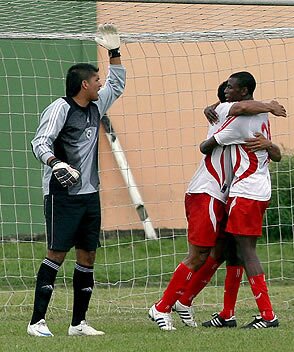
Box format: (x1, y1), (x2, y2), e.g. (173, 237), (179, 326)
(31, 65), (126, 195)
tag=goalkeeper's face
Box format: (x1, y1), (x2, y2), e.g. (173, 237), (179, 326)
(85, 72), (102, 101)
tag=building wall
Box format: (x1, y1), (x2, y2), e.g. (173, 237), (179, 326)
(98, 38), (294, 231)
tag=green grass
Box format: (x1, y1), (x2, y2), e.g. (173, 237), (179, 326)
(1, 236), (293, 290)
(1, 286), (293, 352)
(1, 237), (293, 350)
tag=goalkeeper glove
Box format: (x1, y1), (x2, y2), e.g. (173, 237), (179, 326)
(95, 23), (121, 58)
(49, 159), (80, 188)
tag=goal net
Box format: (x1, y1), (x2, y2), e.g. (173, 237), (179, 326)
(0, 0), (293, 317)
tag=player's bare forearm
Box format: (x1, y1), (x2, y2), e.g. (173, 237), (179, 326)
(267, 143), (282, 162)
(229, 100), (286, 118)
(200, 136), (218, 154)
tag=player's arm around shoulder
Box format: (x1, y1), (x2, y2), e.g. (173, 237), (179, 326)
(229, 100), (286, 118)
(200, 102), (238, 154)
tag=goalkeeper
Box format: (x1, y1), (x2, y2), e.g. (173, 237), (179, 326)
(28, 24), (125, 337)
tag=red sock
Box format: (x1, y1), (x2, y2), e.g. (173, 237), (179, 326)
(179, 256), (220, 306)
(219, 266), (243, 319)
(155, 262), (193, 313)
(248, 273), (275, 321)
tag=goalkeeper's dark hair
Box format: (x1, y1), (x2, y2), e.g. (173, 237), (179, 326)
(66, 63), (99, 97)
(217, 80), (228, 103)
(229, 71), (256, 96)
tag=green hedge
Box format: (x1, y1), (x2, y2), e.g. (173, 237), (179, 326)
(266, 154), (294, 240)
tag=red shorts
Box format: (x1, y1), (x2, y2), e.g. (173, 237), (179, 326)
(185, 193), (227, 247)
(225, 196), (269, 236)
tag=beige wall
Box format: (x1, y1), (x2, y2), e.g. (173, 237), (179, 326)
(97, 3), (294, 232)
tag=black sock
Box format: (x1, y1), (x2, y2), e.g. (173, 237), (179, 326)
(71, 263), (94, 326)
(30, 258), (60, 324)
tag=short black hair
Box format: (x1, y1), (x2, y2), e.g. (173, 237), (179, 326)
(66, 63), (98, 97)
(217, 80), (227, 103)
(229, 71), (256, 96)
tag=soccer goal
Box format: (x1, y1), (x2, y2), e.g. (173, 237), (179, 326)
(0, 0), (293, 317)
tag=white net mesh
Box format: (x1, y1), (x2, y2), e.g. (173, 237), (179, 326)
(0, 0), (293, 316)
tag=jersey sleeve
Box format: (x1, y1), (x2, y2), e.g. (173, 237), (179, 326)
(215, 102), (235, 120)
(31, 98), (69, 164)
(214, 115), (249, 146)
(96, 64), (126, 118)
(206, 102), (235, 138)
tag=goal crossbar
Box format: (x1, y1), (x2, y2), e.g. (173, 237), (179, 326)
(93, 0), (294, 6)
(2, 27), (294, 42)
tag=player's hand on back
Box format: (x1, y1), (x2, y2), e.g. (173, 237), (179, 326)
(204, 103), (220, 125)
(49, 159), (80, 187)
(244, 132), (272, 152)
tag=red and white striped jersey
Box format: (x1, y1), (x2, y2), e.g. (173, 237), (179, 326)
(187, 103), (234, 203)
(214, 110), (271, 201)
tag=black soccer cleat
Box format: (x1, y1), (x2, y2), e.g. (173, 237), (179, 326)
(242, 315), (279, 329)
(202, 313), (237, 328)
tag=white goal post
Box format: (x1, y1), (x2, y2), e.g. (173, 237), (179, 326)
(0, 0), (293, 316)
(101, 114), (158, 240)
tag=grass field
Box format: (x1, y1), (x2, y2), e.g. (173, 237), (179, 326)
(1, 285), (293, 352)
(1, 237), (293, 351)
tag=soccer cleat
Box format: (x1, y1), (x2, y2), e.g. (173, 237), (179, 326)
(172, 301), (197, 327)
(202, 313), (237, 328)
(27, 319), (54, 337)
(68, 320), (105, 336)
(242, 315), (279, 329)
(148, 304), (176, 331)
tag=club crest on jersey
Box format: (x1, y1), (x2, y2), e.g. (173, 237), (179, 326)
(85, 128), (92, 139)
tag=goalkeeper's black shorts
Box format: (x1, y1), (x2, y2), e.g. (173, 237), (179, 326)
(44, 191), (101, 252)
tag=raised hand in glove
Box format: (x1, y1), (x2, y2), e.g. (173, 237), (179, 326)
(95, 23), (121, 58)
(49, 158), (80, 187)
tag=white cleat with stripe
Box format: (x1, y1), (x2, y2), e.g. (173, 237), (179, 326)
(148, 304), (176, 331)
(172, 301), (197, 327)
